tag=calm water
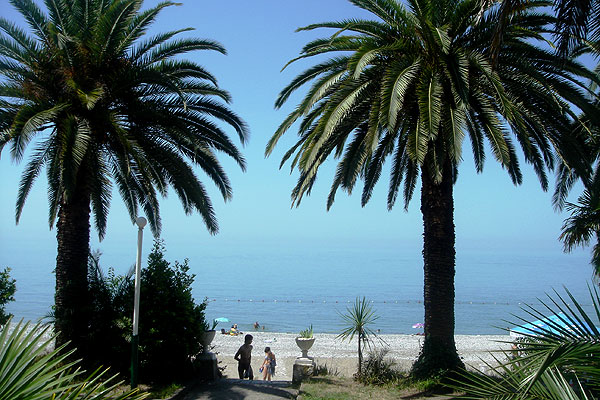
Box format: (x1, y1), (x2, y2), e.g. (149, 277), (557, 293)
(5, 244), (596, 335)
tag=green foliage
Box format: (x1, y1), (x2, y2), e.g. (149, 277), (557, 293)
(87, 251), (134, 374)
(337, 297), (379, 375)
(267, 0), (595, 210)
(313, 362), (339, 377)
(452, 286), (600, 399)
(560, 185), (600, 279)
(200, 319), (218, 331)
(299, 324), (314, 338)
(0, 318), (146, 400)
(1, 0), (248, 239)
(394, 371), (448, 393)
(147, 383), (182, 399)
(357, 348), (404, 385)
(0, 267), (16, 324)
(300, 376), (407, 400)
(138, 240), (208, 383)
(87, 240), (208, 384)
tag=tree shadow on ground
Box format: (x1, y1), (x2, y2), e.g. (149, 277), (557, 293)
(174, 379), (297, 400)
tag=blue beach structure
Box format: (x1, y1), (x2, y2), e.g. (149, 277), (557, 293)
(510, 312), (598, 338)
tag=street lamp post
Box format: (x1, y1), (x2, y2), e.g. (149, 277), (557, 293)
(131, 216), (147, 389)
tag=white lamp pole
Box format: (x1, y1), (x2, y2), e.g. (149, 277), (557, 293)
(131, 216), (146, 389)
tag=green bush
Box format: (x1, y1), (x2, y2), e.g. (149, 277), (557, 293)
(0, 267), (16, 325)
(357, 348), (404, 385)
(87, 251), (133, 374)
(87, 240), (208, 384)
(137, 240), (208, 382)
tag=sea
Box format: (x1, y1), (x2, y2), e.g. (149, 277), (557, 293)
(5, 244), (597, 335)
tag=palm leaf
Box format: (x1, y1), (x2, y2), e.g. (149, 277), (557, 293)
(452, 286), (600, 399)
(0, 318), (147, 400)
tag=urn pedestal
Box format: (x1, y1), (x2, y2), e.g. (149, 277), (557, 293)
(199, 330), (216, 354)
(293, 337), (316, 384)
(197, 330), (218, 381)
(295, 337), (315, 359)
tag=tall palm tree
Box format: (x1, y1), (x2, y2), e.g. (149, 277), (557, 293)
(0, 0), (248, 354)
(267, 0), (594, 377)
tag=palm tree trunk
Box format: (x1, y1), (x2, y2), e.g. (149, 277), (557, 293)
(54, 181), (91, 358)
(412, 160), (464, 378)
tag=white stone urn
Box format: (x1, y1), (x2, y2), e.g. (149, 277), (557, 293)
(199, 330), (216, 354)
(295, 337), (315, 359)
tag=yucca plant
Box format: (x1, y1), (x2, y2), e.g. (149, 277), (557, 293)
(337, 297), (379, 376)
(0, 318), (147, 400)
(452, 286), (600, 399)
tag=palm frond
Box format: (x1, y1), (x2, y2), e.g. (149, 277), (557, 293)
(452, 286), (600, 399)
(0, 318), (147, 400)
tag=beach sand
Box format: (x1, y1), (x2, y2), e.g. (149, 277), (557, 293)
(211, 332), (512, 380)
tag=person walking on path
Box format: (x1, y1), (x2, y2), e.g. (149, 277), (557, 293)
(234, 334), (254, 380)
(260, 347), (276, 381)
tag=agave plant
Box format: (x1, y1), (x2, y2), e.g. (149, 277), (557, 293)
(453, 286), (600, 399)
(0, 319), (146, 400)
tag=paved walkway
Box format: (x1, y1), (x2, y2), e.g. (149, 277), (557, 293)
(173, 379), (298, 400)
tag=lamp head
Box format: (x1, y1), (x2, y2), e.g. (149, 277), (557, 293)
(135, 216), (147, 229)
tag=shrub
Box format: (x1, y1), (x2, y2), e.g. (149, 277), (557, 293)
(87, 240), (208, 384)
(356, 348), (404, 385)
(0, 267), (16, 324)
(313, 362), (339, 376)
(87, 251), (133, 374)
(137, 240), (208, 382)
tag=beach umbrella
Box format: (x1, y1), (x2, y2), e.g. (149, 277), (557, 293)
(214, 317), (230, 323)
(509, 312), (596, 338)
(412, 323), (425, 329)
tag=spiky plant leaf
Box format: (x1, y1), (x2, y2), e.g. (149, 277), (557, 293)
(0, 319), (147, 400)
(452, 286), (600, 399)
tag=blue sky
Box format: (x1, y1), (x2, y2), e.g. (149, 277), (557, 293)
(0, 0), (592, 278)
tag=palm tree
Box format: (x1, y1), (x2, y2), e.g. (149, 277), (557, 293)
(337, 297), (379, 375)
(267, 0), (595, 377)
(560, 169), (600, 280)
(0, 0), (248, 354)
(492, 0), (599, 58)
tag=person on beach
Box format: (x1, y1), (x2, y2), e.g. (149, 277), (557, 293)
(234, 334), (254, 380)
(253, 321), (260, 329)
(260, 347), (276, 381)
(230, 323), (241, 335)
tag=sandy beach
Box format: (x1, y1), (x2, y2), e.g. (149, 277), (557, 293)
(211, 332), (512, 380)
